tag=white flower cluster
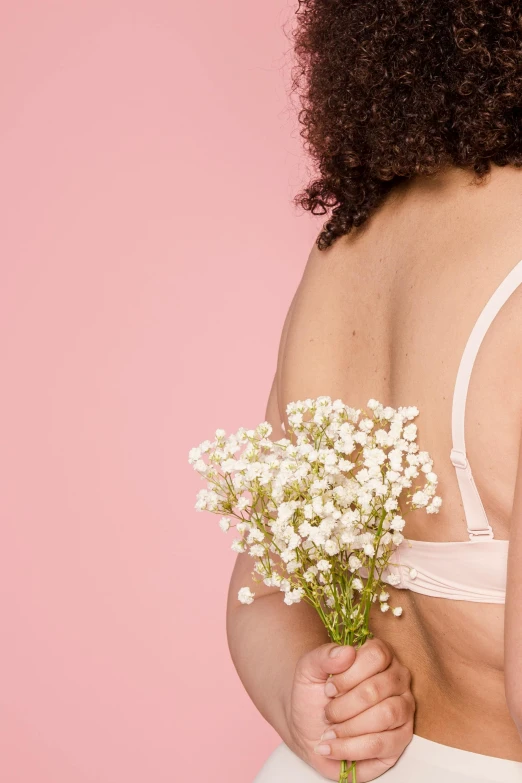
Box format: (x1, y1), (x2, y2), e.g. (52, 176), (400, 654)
(188, 396), (442, 638)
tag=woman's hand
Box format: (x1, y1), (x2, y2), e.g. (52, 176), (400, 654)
(286, 638), (415, 782)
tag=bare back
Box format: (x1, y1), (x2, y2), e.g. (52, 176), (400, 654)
(276, 164), (522, 760)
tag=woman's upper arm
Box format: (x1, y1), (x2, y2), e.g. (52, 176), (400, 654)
(505, 435), (522, 734)
(226, 286), (300, 606)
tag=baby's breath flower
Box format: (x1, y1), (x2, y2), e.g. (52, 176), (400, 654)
(298, 520), (313, 537)
(188, 446), (202, 464)
(309, 528), (328, 547)
(247, 528), (264, 544)
(364, 447), (386, 466)
(284, 587), (305, 605)
(403, 423), (417, 442)
(391, 482), (403, 497)
(390, 517), (405, 533)
(341, 530), (356, 545)
(375, 429), (390, 447)
(190, 395), (441, 659)
(359, 418), (375, 433)
(236, 497), (250, 511)
(238, 587), (255, 604)
(277, 500), (299, 523)
(288, 411), (304, 427)
(316, 559), (332, 572)
(412, 490), (429, 507)
(325, 539), (341, 556)
(426, 495), (442, 513)
(341, 436), (356, 454)
(303, 566), (318, 582)
(353, 431), (369, 446)
(193, 458), (207, 474)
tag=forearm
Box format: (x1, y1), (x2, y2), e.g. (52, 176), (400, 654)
(505, 460), (522, 740)
(505, 542), (522, 738)
(226, 591), (329, 745)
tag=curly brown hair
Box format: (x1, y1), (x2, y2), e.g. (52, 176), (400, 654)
(290, 0), (522, 250)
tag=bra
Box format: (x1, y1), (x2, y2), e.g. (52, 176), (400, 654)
(380, 259), (522, 604)
(283, 259), (522, 604)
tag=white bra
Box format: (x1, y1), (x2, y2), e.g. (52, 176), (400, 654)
(378, 259), (522, 603)
(283, 258), (522, 603)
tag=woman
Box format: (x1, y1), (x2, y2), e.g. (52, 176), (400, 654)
(227, 2), (522, 781)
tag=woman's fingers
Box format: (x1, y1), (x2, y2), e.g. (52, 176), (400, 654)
(324, 658), (411, 724)
(322, 692), (415, 738)
(314, 718), (414, 762)
(311, 638), (414, 779)
(296, 642), (356, 687)
(325, 637), (394, 697)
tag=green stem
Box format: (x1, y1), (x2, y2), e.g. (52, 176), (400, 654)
(338, 510), (389, 783)
(362, 509), (387, 630)
(339, 759), (357, 782)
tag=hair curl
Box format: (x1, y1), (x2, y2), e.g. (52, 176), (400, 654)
(290, 0), (522, 250)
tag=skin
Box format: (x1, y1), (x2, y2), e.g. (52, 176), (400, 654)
(227, 162), (522, 778)
(288, 638), (415, 779)
(227, 435), (415, 780)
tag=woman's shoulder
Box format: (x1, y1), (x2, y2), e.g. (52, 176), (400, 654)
(276, 166), (522, 421)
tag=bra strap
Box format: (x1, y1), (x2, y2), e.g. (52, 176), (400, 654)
(451, 258), (522, 540)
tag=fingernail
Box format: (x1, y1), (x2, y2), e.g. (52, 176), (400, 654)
(324, 681), (338, 697)
(329, 645), (343, 657)
(314, 743), (331, 755)
(320, 729), (336, 741)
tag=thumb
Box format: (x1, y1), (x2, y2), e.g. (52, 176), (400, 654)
(297, 642), (356, 685)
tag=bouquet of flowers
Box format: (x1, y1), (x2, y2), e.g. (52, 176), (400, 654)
(188, 395), (441, 783)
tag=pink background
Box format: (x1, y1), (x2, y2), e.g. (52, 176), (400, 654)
(0, 2), (321, 781)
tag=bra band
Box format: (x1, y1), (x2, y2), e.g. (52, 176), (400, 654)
(451, 259), (522, 539)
